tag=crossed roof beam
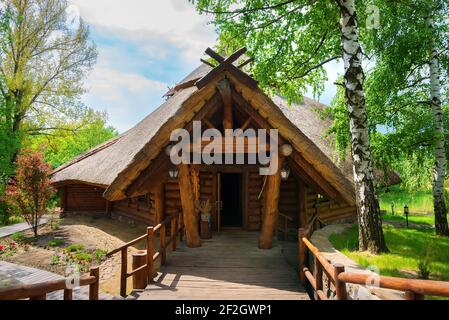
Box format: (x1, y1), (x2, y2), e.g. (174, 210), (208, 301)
(195, 47), (258, 89)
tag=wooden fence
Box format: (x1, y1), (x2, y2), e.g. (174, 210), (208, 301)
(298, 228), (449, 300)
(0, 266), (100, 300)
(106, 212), (184, 297)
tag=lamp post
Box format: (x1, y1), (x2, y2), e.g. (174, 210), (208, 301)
(390, 202), (395, 216)
(404, 205), (409, 228)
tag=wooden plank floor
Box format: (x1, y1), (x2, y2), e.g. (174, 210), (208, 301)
(138, 231), (309, 300)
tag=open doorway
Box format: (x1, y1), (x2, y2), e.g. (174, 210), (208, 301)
(220, 173), (243, 228)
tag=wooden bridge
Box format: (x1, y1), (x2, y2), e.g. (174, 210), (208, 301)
(136, 231), (309, 300)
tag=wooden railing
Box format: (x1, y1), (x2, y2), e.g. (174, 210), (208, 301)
(0, 267), (100, 300)
(277, 212), (295, 241)
(298, 228), (449, 300)
(106, 212), (184, 297)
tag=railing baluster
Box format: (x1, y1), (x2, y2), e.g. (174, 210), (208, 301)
(120, 247), (127, 298)
(405, 290), (424, 300)
(89, 267), (100, 300)
(314, 256), (323, 300)
(160, 223), (167, 265)
(63, 288), (72, 300)
(298, 228), (307, 285)
(146, 226), (154, 283)
(171, 217), (177, 251)
(333, 263), (347, 300)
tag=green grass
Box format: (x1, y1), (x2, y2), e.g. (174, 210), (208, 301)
(64, 244), (85, 253)
(382, 213), (434, 226)
(330, 224), (449, 299)
(47, 239), (65, 247)
(379, 187), (433, 215)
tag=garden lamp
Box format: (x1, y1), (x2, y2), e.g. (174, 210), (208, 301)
(169, 165), (179, 179)
(404, 205), (409, 228)
(280, 166), (290, 181)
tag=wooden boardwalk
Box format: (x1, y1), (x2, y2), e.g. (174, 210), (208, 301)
(138, 231), (309, 300)
(0, 261), (118, 300)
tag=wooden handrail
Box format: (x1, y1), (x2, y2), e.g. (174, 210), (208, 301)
(0, 267), (100, 301)
(299, 231), (449, 300)
(106, 212), (184, 297)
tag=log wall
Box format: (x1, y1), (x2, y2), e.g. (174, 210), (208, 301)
(113, 194), (155, 225)
(64, 184), (107, 212)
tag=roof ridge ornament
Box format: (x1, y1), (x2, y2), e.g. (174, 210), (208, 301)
(195, 47), (258, 90)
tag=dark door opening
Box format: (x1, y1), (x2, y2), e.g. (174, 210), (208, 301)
(220, 173), (242, 228)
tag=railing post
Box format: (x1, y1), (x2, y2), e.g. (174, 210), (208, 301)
(120, 248), (127, 298)
(405, 290), (424, 300)
(333, 263), (347, 300)
(64, 289), (73, 300)
(314, 256), (323, 300)
(30, 294), (46, 300)
(89, 266), (100, 300)
(132, 250), (148, 290)
(146, 227), (154, 283)
(298, 228), (307, 285)
(171, 217), (177, 251)
(160, 223), (167, 265)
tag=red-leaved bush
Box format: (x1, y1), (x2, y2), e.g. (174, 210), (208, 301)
(5, 150), (55, 236)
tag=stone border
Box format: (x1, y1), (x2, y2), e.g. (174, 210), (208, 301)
(310, 224), (404, 300)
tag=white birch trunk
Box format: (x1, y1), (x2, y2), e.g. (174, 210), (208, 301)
(336, 0), (387, 252)
(427, 17), (449, 236)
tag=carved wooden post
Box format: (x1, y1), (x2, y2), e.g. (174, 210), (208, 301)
(259, 157), (284, 249)
(146, 227), (155, 283)
(178, 163), (201, 248)
(89, 266), (100, 300)
(333, 263), (347, 300)
(298, 228), (307, 285)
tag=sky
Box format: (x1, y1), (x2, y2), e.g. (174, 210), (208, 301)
(68, 0), (341, 133)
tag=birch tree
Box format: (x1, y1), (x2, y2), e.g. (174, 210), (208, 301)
(192, 0), (388, 252)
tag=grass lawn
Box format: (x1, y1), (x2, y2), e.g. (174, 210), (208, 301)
(379, 187), (433, 215)
(329, 223), (449, 299)
(382, 213), (434, 226)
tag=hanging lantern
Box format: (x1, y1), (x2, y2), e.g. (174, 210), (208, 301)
(280, 166), (290, 181)
(169, 165), (179, 179)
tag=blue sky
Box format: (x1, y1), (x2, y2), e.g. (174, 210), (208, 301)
(69, 0), (341, 133)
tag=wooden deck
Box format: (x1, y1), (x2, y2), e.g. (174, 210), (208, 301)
(137, 231), (309, 300)
(0, 261), (118, 300)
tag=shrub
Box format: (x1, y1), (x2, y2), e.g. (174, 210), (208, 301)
(418, 260), (431, 280)
(73, 252), (92, 262)
(64, 244), (85, 253)
(48, 239), (64, 247)
(50, 254), (59, 266)
(94, 248), (108, 261)
(10, 232), (25, 243)
(5, 151), (55, 236)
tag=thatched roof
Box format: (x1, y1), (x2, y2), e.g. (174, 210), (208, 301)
(52, 63), (358, 202)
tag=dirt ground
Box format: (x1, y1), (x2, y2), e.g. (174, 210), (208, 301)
(0, 215), (149, 296)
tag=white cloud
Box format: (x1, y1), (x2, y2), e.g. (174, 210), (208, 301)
(69, 0), (216, 63)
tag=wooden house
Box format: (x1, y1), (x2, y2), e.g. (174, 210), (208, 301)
(51, 48), (360, 249)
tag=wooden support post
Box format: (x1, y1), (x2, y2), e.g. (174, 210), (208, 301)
(333, 263), (347, 300)
(298, 182), (308, 228)
(178, 163), (201, 248)
(298, 228), (307, 285)
(160, 224), (167, 265)
(146, 227), (155, 283)
(89, 266), (100, 300)
(259, 157), (284, 249)
(171, 218), (177, 251)
(314, 256), (323, 300)
(132, 251), (148, 290)
(154, 183), (165, 225)
(217, 78), (233, 130)
(120, 248), (127, 298)
(63, 288), (73, 300)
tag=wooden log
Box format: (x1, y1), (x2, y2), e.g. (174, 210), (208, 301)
(154, 183), (165, 225)
(132, 251), (148, 290)
(89, 266), (100, 300)
(120, 248), (127, 297)
(178, 163), (201, 248)
(314, 256), (323, 300)
(259, 157), (284, 249)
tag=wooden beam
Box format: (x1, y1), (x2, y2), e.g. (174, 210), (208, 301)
(205, 47), (225, 63)
(290, 151), (339, 200)
(225, 47), (247, 65)
(178, 163), (201, 248)
(259, 157), (284, 249)
(217, 78), (233, 130)
(203, 118), (216, 130)
(240, 116), (252, 131)
(200, 58), (217, 68)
